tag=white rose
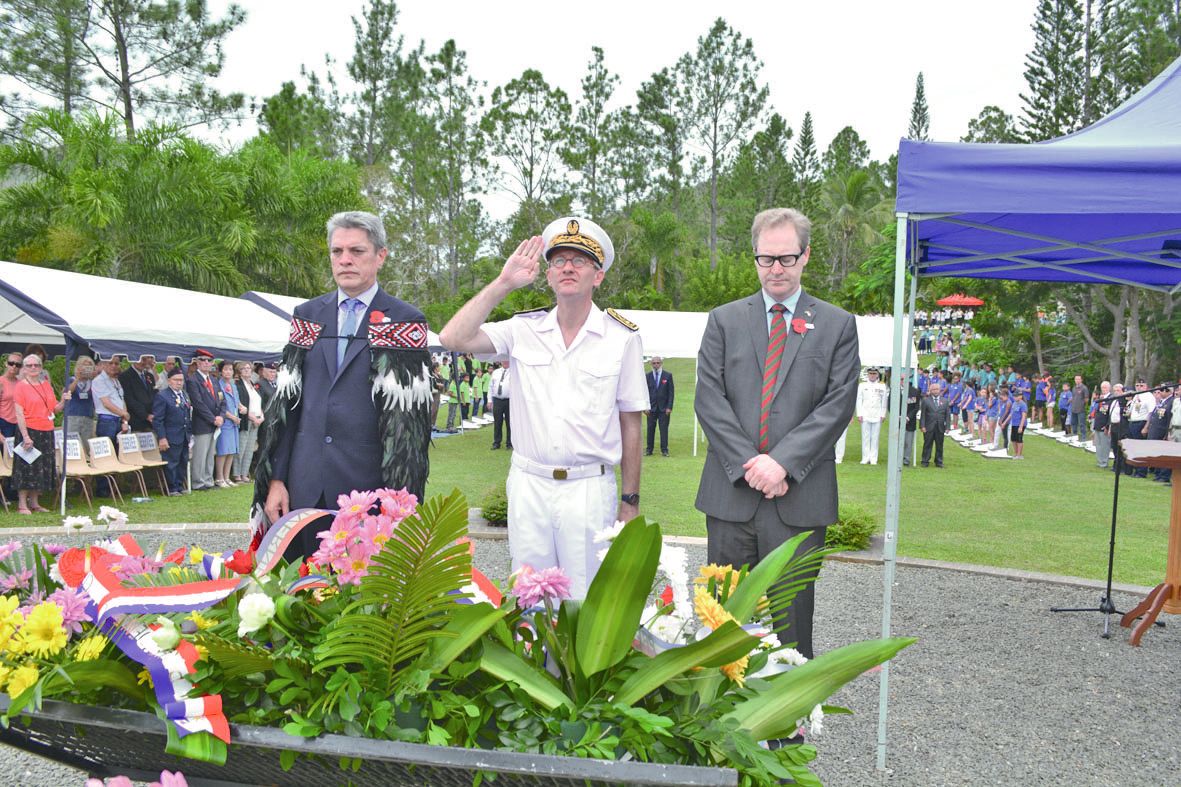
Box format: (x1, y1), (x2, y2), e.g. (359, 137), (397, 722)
(150, 617), (181, 651)
(237, 593), (276, 637)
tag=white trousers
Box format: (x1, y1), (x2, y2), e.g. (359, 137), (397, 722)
(506, 465), (617, 600)
(834, 426), (847, 464)
(860, 419), (882, 463)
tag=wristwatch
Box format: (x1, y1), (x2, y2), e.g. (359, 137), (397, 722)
(620, 493), (640, 506)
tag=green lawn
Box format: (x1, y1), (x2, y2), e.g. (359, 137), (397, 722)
(7, 357), (1174, 586)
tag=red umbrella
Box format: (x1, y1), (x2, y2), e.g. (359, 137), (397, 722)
(935, 294), (984, 307)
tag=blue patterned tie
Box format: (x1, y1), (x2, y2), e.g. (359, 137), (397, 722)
(338, 298), (358, 368)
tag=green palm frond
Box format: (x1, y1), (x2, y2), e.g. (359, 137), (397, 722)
(313, 490), (472, 695)
(196, 634), (278, 679)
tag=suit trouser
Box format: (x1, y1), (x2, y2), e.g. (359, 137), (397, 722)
(860, 419), (881, 463)
(646, 411), (670, 453)
(95, 415), (122, 496)
(903, 428), (915, 465)
(1094, 429), (1111, 468)
(491, 397), (511, 447)
(706, 503), (825, 659)
(162, 439), (190, 493)
(191, 431), (216, 489)
(506, 459), (616, 600)
(1125, 421), (1147, 476)
(921, 427), (945, 466)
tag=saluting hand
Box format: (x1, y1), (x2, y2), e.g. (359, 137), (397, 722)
(497, 236), (543, 291)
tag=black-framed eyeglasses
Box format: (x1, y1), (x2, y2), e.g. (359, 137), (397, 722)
(6, 360), (20, 366)
(754, 253), (804, 268)
(547, 256), (600, 270)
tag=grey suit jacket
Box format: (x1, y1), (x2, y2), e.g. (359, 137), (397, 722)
(694, 289), (860, 528)
(919, 395), (949, 433)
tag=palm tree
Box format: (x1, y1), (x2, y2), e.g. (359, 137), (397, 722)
(817, 169), (892, 289)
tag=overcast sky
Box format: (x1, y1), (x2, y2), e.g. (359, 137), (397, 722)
(208, 0), (1037, 215)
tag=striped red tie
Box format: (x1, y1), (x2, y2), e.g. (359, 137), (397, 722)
(760, 304), (787, 452)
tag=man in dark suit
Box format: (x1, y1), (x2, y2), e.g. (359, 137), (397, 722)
(695, 208), (860, 660)
(920, 379), (950, 468)
(185, 349), (222, 491)
(262, 211), (430, 561)
(152, 367), (192, 495)
(119, 354), (157, 433)
(645, 356), (675, 456)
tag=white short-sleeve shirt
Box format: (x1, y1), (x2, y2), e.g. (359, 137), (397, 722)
(479, 305), (648, 467)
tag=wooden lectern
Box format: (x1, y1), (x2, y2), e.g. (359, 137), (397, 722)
(1119, 440), (1181, 645)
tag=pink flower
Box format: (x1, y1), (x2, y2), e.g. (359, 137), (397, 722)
(336, 489), (379, 520)
(335, 540), (377, 585)
(153, 769), (188, 787)
(0, 569), (33, 592)
(0, 541), (22, 562)
(49, 588), (91, 634)
(377, 488), (418, 522)
(360, 514), (395, 549)
(111, 555), (162, 581)
(512, 565), (573, 609)
(42, 542), (68, 556)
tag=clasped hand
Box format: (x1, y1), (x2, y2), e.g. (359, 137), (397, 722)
(742, 453), (789, 499)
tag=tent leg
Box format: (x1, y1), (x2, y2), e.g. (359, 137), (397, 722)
(906, 266), (918, 465)
(59, 340), (75, 517)
(693, 357), (699, 458)
(877, 214), (909, 771)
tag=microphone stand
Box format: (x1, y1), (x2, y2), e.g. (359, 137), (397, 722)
(1050, 384), (1172, 637)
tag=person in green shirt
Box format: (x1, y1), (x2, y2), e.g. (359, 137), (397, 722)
(458, 373), (473, 422)
(476, 368), (491, 416)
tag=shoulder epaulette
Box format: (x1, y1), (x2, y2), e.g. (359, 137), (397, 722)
(514, 305), (553, 317)
(606, 308), (638, 332)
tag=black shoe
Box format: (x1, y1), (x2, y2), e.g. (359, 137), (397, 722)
(506, 443), (513, 449)
(491, 445), (500, 450)
(662, 451), (669, 457)
(921, 463), (929, 467)
(644, 450), (653, 456)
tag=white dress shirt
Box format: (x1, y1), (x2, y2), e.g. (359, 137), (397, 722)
(479, 305), (648, 467)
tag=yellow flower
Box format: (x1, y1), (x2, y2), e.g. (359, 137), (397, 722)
(0, 595), (20, 620)
(694, 586), (732, 630)
(18, 602), (68, 658)
(0, 663), (11, 689)
(189, 547), (206, 564)
(693, 587), (749, 686)
(695, 563), (741, 597)
(194, 644), (209, 662)
(188, 611), (215, 630)
(73, 634), (108, 662)
(136, 667), (154, 687)
(7, 664), (38, 697)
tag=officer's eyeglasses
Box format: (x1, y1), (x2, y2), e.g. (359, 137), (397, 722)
(754, 253), (804, 268)
(547, 256), (600, 270)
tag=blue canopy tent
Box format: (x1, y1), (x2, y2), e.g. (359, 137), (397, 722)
(878, 56), (1181, 769)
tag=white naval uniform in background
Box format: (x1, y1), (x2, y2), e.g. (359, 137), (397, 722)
(856, 379), (889, 464)
(480, 305), (648, 598)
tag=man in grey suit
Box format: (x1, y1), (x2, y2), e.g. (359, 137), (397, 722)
(695, 208), (859, 659)
(919, 379), (950, 468)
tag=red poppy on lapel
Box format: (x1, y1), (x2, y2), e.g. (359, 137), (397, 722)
(369, 310), (386, 323)
(791, 318), (808, 335)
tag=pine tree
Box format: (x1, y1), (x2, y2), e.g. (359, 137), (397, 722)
(562, 46), (620, 217)
(907, 72), (931, 140)
(962, 105), (1022, 142)
(792, 111), (820, 214)
(1020, 0), (1085, 140)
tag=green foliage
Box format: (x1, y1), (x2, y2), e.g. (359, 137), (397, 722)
(479, 486), (507, 526)
(962, 336), (1012, 368)
(907, 72), (930, 141)
(825, 505), (878, 552)
(314, 490), (472, 695)
(680, 252), (760, 311)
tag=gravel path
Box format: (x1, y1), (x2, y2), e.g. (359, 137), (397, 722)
(4, 528), (1179, 786)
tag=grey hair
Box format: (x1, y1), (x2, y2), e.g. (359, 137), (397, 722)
(751, 208), (812, 251)
(327, 211), (387, 251)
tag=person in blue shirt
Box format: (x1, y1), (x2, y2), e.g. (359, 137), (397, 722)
(946, 373), (963, 431)
(1057, 383), (1073, 435)
(918, 369), (930, 396)
(1009, 390), (1028, 459)
(1033, 375), (1050, 426)
(985, 386), (1001, 448)
(959, 383), (976, 436)
(996, 386), (1013, 452)
(974, 385), (989, 441)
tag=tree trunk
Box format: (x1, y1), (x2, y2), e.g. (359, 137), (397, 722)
(709, 159), (719, 271)
(1031, 311), (1046, 376)
(110, 10), (135, 138)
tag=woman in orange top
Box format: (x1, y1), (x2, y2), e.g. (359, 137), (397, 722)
(12, 354), (70, 514)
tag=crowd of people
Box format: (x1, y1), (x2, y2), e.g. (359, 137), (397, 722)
(0, 344), (280, 512)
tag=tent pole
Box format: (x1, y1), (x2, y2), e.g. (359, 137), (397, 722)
(877, 213), (909, 771)
(59, 339), (75, 517)
(906, 245), (919, 465)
